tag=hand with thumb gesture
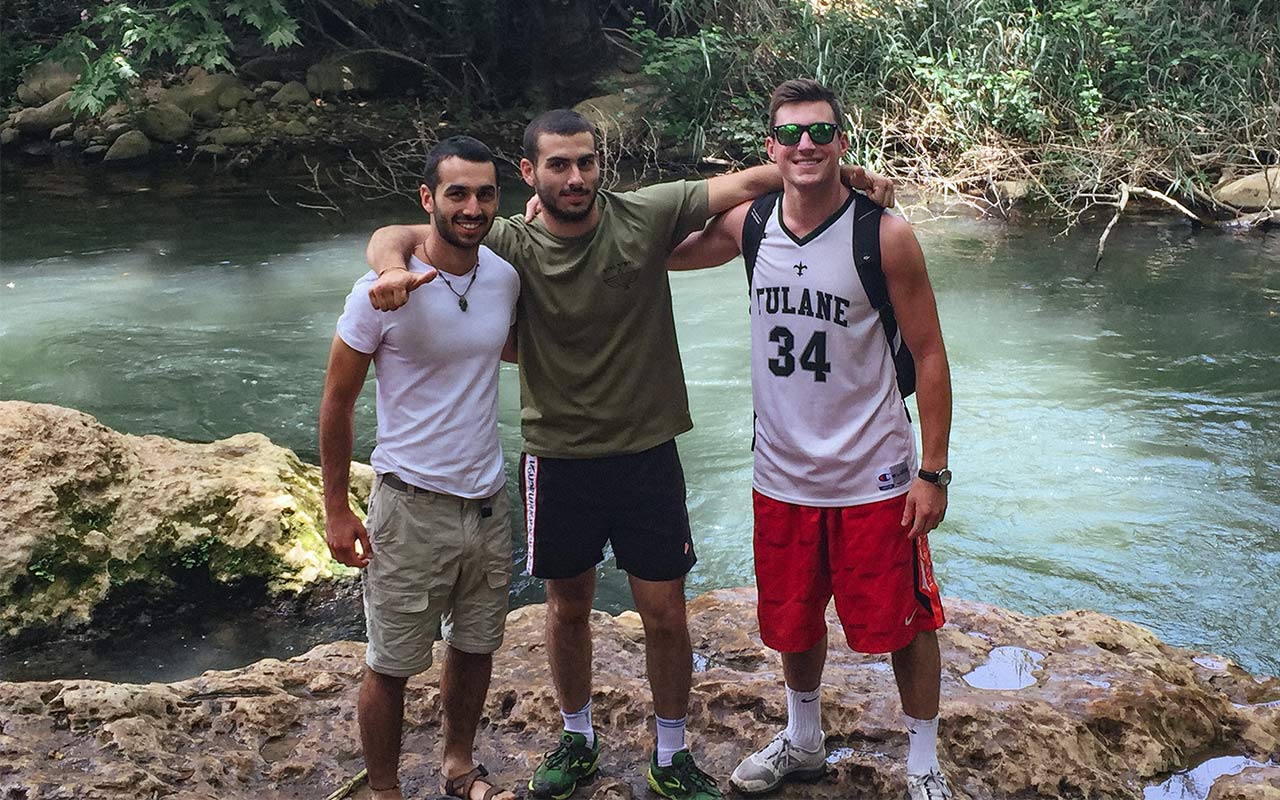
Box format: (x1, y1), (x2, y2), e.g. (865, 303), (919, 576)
(369, 266), (436, 312)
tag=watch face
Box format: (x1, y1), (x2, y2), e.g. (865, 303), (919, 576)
(937, 469), (952, 487)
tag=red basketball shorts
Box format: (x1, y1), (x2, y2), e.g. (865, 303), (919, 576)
(753, 490), (945, 654)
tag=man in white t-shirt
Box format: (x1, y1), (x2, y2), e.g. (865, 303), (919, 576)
(319, 135), (521, 800)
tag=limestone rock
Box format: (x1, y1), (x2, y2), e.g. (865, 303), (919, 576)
(1216, 169), (1280, 211)
(162, 73), (243, 118)
(259, 80), (284, 93)
(81, 145), (109, 161)
(102, 130), (151, 162)
(19, 141), (52, 157)
(196, 143), (229, 156)
(0, 590), (1276, 799)
(218, 84), (253, 110)
(16, 59), (79, 107)
(306, 54), (382, 96)
(0, 403), (367, 637)
(14, 91), (76, 136)
(211, 126), (254, 146)
(1208, 766), (1280, 799)
(48, 123), (75, 142)
(271, 81), (311, 106)
(0, 127), (19, 147)
(103, 122), (132, 143)
(573, 73), (665, 157)
(992, 179), (1032, 202)
(280, 120), (309, 137)
(192, 106), (221, 127)
(137, 102), (192, 143)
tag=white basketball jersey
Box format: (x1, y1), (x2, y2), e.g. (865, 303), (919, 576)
(750, 192), (917, 506)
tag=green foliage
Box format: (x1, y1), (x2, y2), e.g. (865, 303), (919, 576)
(0, 1), (79, 105)
(639, 0), (1280, 213)
(47, 0), (298, 114)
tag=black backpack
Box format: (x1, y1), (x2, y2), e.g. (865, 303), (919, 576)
(741, 190), (916, 398)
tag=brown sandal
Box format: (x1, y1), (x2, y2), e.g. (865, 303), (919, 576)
(441, 764), (504, 800)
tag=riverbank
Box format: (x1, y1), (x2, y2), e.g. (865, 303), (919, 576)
(5, 57), (1275, 235)
(3, 588), (1278, 799)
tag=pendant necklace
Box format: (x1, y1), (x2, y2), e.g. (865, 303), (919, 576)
(437, 262), (479, 311)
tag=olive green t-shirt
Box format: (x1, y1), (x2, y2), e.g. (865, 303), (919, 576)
(484, 180), (711, 457)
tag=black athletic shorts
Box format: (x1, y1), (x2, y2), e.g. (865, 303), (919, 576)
(520, 439), (697, 582)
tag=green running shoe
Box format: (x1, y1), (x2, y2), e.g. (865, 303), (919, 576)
(528, 730), (601, 799)
(647, 749), (723, 800)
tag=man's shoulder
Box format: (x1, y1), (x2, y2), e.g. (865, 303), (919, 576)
(610, 178), (704, 205)
(348, 269), (380, 294)
(478, 244), (520, 281)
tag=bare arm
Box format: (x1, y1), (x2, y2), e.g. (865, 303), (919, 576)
(706, 164), (784, 216)
(705, 164), (896, 216)
(880, 214), (952, 539)
(319, 335), (376, 567)
(364, 224), (436, 311)
(501, 325), (518, 363)
(366, 224), (430, 275)
(666, 204), (749, 271)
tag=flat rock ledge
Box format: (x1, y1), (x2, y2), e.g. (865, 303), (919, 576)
(0, 402), (371, 639)
(1, 590), (1277, 799)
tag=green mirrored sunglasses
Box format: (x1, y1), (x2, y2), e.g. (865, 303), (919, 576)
(771, 122), (839, 145)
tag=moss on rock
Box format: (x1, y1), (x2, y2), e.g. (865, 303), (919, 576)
(0, 402), (367, 638)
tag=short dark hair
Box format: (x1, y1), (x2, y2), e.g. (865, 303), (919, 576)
(522, 109), (599, 163)
(768, 79), (843, 128)
(423, 135), (498, 191)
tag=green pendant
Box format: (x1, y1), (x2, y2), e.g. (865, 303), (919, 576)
(458, 297), (468, 312)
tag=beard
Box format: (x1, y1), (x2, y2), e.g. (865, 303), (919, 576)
(434, 212), (488, 248)
(536, 183), (599, 223)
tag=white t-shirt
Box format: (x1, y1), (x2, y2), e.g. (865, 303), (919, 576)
(336, 248), (519, 499)
(750, 192), (917, 506)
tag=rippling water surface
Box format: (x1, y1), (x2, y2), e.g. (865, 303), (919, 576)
(1, 167), (1277, 681)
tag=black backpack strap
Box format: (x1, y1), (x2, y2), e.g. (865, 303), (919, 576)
(852, 193), (917, 398)
(741, 192), (779, 454)
(851, 192), (887, 309)
(741, 191), (781, 289)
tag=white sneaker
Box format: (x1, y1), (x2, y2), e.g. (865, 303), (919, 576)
(905, 768), (955, 800)
(729, 730), (826, 795)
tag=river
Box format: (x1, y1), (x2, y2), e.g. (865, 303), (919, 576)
(1, 166), (1277, 682)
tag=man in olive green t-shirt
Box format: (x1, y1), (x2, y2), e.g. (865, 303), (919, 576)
(362, 109), (893, 800)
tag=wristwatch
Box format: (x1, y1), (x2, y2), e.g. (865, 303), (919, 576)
(918, 468), (952, 487)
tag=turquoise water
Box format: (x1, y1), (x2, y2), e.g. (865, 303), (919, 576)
(1, 167), (1277, 680)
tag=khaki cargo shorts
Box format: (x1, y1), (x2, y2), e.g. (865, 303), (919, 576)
(362, 475), (513, 677)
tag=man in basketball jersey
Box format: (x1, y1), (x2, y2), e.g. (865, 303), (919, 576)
(667, 79), (955, 800)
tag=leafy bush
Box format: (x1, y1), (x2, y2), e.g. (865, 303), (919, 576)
(638, 0), (1280, 219)
(46, 0), (299, 114)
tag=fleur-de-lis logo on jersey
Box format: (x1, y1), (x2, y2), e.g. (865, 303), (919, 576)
(793, 262), (808, 276)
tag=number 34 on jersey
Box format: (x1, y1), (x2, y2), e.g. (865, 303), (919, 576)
(754, 283), (854, 384)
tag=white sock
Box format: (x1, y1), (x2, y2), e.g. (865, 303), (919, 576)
(904, 713), (940, 775)
(655, 715), (687, 766)
(561, 700), (594, 747)
(783, 686), (823, 750)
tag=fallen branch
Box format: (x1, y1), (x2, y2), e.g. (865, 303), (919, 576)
(325, 768), (367, 800)
(1095, 182), (1131, 271)
(1127, 185), (1211, 226)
